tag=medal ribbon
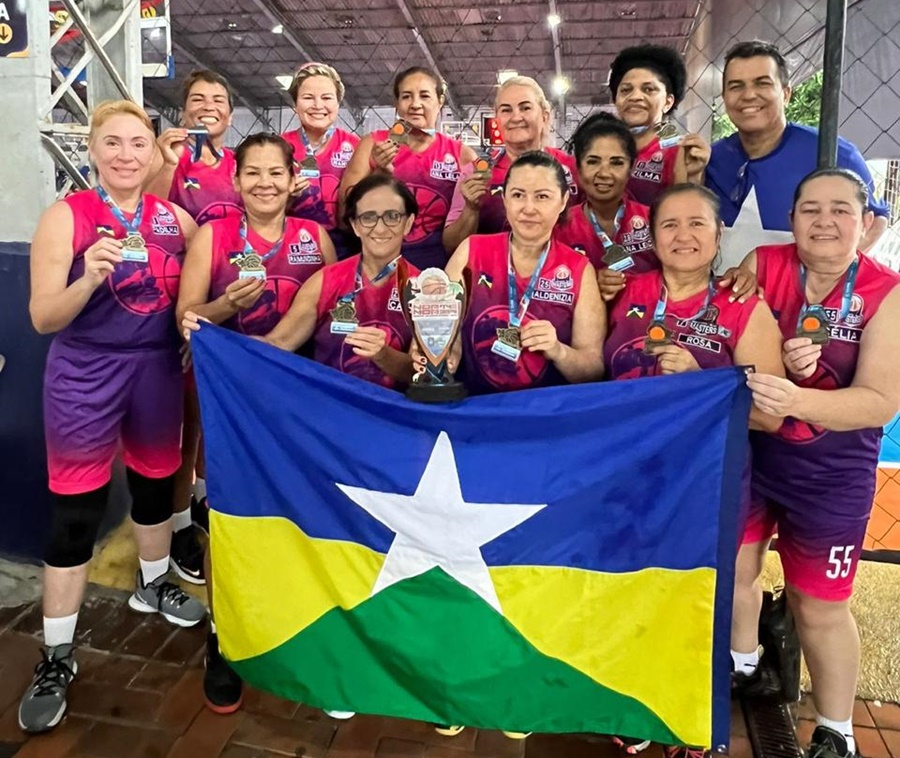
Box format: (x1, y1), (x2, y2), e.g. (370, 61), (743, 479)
(652, 275), (717, 323)
(797, 256), (859, 329)
(96, 185), (144, 236)
(507, 237), (551, 329)
(190, 131), (221, 163)
(629, 122), (663, 136)
(340, 256), (400, 303)
(238, 215), (287, 263)
(299, 126), (335, 159)
(587, 204), (625, 252)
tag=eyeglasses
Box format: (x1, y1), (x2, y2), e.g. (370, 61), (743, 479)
(355, 210), (407, 228)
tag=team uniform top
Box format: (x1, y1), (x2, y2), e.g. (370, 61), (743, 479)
(283, 128), (360, 253)
(446, 147), (580, 237)
(604, 269), (758, 380)
(460, 233), (588, 395)
(58, 189), (187, 351)
(312, 255), (416, 389)
(553, 199), (655, 272)
(168, 147), (243, 226)
(369, 130), (463, 270)
(627, 135), (678, 207)
(208, 215), (327, 336)
(750, 243), (900, 512)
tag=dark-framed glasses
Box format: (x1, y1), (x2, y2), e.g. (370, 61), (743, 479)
(355, 210), (407, 228)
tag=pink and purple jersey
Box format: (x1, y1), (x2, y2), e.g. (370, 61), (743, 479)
(283, 128), (359, 233)
(168, 147), (243, 226)
(371, 130), (464, 270)
(751, 244), (900, 511)
(468, 147), (580, 237)
(58, 190), (186, 351)
(209, 215), (327, 336)
(312, 255), (415, 389)
(628, 136), (678, 207)
(460, 233), (588, 394)
(604, 269), (757, 379)
(554, 199), (655, 272)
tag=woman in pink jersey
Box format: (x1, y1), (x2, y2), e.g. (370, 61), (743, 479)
(177, 132), (334, 717)
(444, 75), (580, 252)
(604, 183), (783, 758)
(282, 63), (360, 259)
(19, 101), (206, 736)
(735, 169), (900, 758)
(610, 46), (710, 207)
(145, 69), (242, 226)
(446, 151), (605, 397)
(339, 66), (477, 270)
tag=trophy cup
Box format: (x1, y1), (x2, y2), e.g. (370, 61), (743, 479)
(398, 261), (468, 403)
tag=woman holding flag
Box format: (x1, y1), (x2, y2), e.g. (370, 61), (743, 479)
(738, 169), (900, 758)
(443, 75), (579, 252)
(177, 132), (334, 716)
(339, 66), (478, 270)
(282, 62), (360, 258)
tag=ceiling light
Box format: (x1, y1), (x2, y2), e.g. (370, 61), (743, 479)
(226, 20), (238, 30)
(552, 75), (570, 96)
(271, 23), (284, 34)
(497, 69), (518, 84)
(275, 74), (293, 90)
(547, 13), (562, 28)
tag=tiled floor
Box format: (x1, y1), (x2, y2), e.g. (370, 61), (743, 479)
(0, 591), (898, 758)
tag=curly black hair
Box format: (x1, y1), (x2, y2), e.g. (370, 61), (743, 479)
(608, 45), (687, 111)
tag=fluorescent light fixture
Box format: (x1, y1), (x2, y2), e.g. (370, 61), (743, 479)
(272, 23), (284, 34)
(547, 13), (562, 28)
(497, 69), (518, 84)
(552, 75), (570, 96)
(276, 74), (293, 90)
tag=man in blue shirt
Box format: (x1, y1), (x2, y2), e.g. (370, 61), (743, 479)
(706, 40), (889, 271)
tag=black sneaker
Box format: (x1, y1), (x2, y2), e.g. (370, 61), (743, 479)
(759, 588), (801, 703)
(731, 659), (781, 701)
(807, 726), (858, 758)
(204, 632), (243, 714)
(191, 495), (210, 535)
(169, 525), (206, 585)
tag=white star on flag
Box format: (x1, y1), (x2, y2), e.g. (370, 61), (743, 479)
(336, 431), (546, 614)
(718, 186), (795, 273)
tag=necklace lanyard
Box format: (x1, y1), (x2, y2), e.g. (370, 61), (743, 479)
(340, 256), (400, 303)
(630, 122), (662, 136)
(239, 215), (287, 263)
(798, 257), (859, 327)
(653, 276), (717, 323)
(299, 126), (335, 158)
(507, 237), (551, 328)
(189, 132), (221, 163)
(587, 204), (624, 251)
(96, 186), (143, 234)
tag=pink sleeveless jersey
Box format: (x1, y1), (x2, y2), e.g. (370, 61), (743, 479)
(604, 269), (757, 380)
(628, 136), (678, 207)
(554, 198), (655, 272)
(751, 243), (900, 510)
(283, 128), (359, 231)
(209, 215), (327, 335)
(370, 130), (463, 270)
(168, 147), (243, 226)
(58, 190), (186, 350)
(477, 147), (580, 236)
(312, 255), (415, 389)
(460, 233), (588, 394)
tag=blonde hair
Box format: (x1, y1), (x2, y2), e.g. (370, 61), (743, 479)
(289, 62), (346, 103)
(494, 75), (551, 114)
(89, 100), (154, 142)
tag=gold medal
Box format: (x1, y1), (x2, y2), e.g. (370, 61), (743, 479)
(796, 310), (830, 345)
(235, 252), (266, 280)
(330, 298), (359, 334)
(643, 320), (673, 353)
(496, 325), (521, 349)
(389, 120), (410, 145)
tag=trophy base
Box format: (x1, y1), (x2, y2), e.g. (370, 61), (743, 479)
(406, 381), (468, 404)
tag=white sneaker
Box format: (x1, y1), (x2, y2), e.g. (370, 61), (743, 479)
(324, 709), (356, 720)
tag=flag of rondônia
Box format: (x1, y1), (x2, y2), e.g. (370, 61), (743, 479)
(192, 325), (749, 749)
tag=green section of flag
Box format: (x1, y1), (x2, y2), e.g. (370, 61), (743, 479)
(228, 567), (681, 741)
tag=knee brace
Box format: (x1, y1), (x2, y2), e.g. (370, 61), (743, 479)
(127, 468), (175, 526)
(44, 485), (110, 568)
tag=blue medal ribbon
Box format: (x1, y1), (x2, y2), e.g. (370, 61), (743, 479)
(587, 204), (625, 252)
(339, 256), (400, 303)
(189, 130), (221, 163)
(507, 236), (551, 329)
(797, 256), (859, 330)
(299, 126), (335, 160)
(96, 185), (144, 236)
(238, 215), (287, 264)
(652, 275), (717, 323)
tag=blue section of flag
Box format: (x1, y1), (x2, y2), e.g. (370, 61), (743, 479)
(880, 413), (900, 465)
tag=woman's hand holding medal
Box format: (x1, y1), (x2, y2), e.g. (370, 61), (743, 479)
(290, 174), (311, 197)
(680, 133), (711, 182)
(81, 238), (124, 288)
(598, 269), (627, 302)
(156, 128), (189, 167)
(520, 320), (563, 361)
(371, 140), (399, 173)
(647, 343), (701, 374)
(781, 336), (822, 380)
(224, 277), (266, 312)
(345, 326), (391, 361)
(460, 172), (491, 209)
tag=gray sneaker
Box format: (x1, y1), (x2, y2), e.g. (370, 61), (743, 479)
(18, 644), (78, 733)
(128, 570), (207, 627)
